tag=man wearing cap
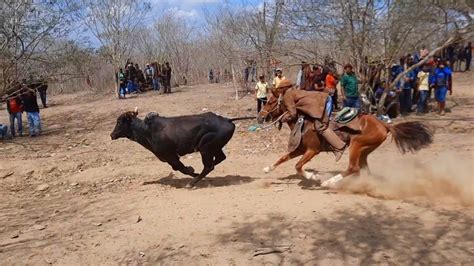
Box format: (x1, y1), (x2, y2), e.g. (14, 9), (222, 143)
(277, 79), (346, 161)
(340, 64), (360, 109)
(272, 69), (285, 88)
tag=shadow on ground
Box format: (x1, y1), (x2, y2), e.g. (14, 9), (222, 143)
(143, 173), (255, 188)
(214, 204), (474, 264)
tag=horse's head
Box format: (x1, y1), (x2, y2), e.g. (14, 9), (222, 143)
(257, 88), (286, 124)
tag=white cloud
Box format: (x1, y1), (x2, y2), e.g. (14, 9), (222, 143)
(167, 7), (199, 18)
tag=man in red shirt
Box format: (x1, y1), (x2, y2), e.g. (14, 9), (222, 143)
(6, 93), (23, 137)
(325, 68), (339, 111)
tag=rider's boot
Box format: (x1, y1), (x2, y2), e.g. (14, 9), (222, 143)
(320, 127), (346, 162)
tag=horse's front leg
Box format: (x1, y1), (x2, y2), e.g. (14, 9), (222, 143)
(294, 149), (319, 180)
(264, 149), (303, 173)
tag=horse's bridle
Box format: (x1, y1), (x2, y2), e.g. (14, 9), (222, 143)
(259, 94), (283, 120)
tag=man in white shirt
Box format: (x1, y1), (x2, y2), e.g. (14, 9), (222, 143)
(255, 75), (269, 113)
(416, 64), (430, 114)
(272, 69), (285, 88)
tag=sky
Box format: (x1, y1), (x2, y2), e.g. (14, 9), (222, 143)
(149, 0), (264, 21)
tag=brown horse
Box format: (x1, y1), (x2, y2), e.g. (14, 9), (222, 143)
(258, 92), (433, 187)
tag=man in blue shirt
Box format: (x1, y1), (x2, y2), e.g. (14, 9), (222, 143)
(399, 68), (416, 115)
(430, 60), (452, 116)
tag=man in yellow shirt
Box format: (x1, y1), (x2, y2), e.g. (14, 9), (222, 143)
(272, 68), (286, 88)
(416, 64), (430, 114)
(255, 75), (269, 113)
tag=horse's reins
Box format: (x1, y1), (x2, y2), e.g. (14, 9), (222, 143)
(259, 95), (287, 129)
(259, 95), (283, 118)
(261, 111), (289, 129)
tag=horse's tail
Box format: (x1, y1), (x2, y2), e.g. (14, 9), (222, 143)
(385, 121), (433, 154)
(228, 116), (256, 122)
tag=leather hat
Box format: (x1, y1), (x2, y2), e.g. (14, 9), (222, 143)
(276, 78), (293, 89)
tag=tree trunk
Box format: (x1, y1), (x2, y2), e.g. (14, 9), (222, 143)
(231, 62), (238, 100)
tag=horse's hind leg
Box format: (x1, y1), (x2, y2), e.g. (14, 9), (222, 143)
(359, 144), (380, 174)
(322, 140), (363, 187)
(295, 149), (319, 180)
(264, 149), (303, 173)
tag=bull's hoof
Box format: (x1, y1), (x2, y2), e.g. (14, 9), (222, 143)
(186, 166), (195, 173)
(185, 183), (195, 189)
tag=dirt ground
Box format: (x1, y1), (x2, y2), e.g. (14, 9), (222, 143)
(0, 72), (473, 265)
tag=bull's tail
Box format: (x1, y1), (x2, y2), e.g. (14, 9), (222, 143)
(228, 116), (256, 122)
(385, 121), (433, 154)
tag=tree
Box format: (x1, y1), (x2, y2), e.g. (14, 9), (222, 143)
(0, 0), (79, 95)
(80, 0), (151, 97)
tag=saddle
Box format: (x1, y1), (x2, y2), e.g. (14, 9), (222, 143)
(334, 107), (359, 124)
(288, 116), (305, 152)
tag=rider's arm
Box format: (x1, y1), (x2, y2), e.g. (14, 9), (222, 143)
(282, 93), (297, 121)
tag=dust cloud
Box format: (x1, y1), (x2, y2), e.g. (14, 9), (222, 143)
(339, 154), (474, 206)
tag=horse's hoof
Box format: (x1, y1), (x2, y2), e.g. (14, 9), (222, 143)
(187, 166), (195, 173)
(263, 166), (274, 173)
(303, 171), (320, 181)
(321, 174), (343, 188)
(185, 183), (195, 189)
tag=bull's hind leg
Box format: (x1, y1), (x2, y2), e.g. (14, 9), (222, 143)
(263, 149), (304, 173)
(187, 152), (215, 188)
(186, 130), (231, 188)
(213, 149), (226, 166)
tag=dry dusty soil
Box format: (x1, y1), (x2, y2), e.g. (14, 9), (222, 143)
(0, 72), (473, 265)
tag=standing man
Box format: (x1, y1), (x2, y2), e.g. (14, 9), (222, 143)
(416, 64), (430, 114)
(340, 64), (360, 109)
(162, 62), (172, 93)
(430, 60), (452, 116)
(145, 64), (155, 91)
(465, 42), (472, 71)
(272, 69), (285, 89)
(37, 75), (48, 108)
(325, 68), (339, 111)
(21, 88), (42, 137)
(6, 93), (23, 137)
(117, 68), (127, 98)
(399, 67), (416, 115)
(255, 75), (268, 113)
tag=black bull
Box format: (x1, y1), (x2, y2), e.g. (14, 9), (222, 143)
(110, 110), (255, 187)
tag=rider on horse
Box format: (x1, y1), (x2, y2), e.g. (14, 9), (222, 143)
(276, 79), (347, 161)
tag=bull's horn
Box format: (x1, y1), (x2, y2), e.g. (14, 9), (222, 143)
(134, 107), (138, 114)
